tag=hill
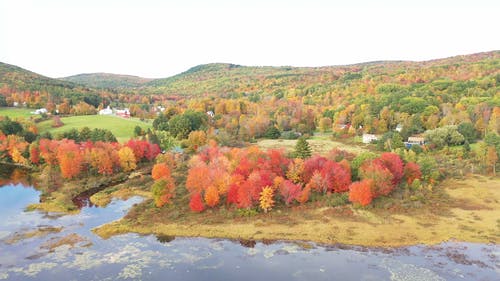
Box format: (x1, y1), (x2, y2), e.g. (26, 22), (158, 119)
(0, 62), (101, 107)
(139, 51), (500, 97)
(61, 73), (153, 89)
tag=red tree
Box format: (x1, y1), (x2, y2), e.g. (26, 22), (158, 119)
(379, 153), (404, 185)
(189, 192), (205, 212)
(359, 160), (394, 197)
(279, 180), (302, 205)
(403, 162), (422, 185)
(348, 179), (374, 206)
(320, 160), (352, 193)
(303, 155), (328, 183)
(29, 143), (40, 164)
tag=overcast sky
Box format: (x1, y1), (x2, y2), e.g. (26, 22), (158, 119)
(1, 0), (499, 78)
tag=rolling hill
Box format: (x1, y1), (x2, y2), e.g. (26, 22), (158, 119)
(139, 51), (500, 97)
(1, 50), (498, 100)
(60, 73), (153, 89)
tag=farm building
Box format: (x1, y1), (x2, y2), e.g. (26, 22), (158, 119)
(362, 133), (379, 144)
(99, 106), (113, 115)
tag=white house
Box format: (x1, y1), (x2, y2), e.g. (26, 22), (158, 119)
(362, 133), (378, 144)
(395, 124), (403, 132)
(31, 108), (48, 115)
(99, 106), (113, 115)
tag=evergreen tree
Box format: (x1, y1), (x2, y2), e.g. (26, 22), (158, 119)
(264, 126), (281, 139)
(294, 137), (312, 159)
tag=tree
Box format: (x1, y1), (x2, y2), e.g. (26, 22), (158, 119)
(296, 185), (311, 204)
(350, 152), (377, 180)
(486, 146), (498, 176)
(57, 140), (82, 179)
(379, 153), (404, 185)
(424, 125), (465, 149)
(52, 116), (64, 128)
(359, 160), (394, 196)
(279, 180), (301, 205)
(29, 142), (40, 164)
(286, 158), (304, 183)
(294, 137), (312, 159)
(0, 117), (23, 135)
(348, 179), (374, 206)
(204, 185), (220, 207)
(320, 160), (351, 193)
(264, 126), (281, 139)
(187, 130), (207, 152)
(153, 113), (170, 131)
(152, 163), (171, 180)
(134, 125), (143, 137)
(151, 163), (176, 207)
(118, 146), (136, 172)
(403, 162), (422, 185)
(151, 177), (175, 207)
(458, 122), (477, 143)
(259, 186), (275, 212)
(189, 192), (205, 212)
(168, 115), (191, 139)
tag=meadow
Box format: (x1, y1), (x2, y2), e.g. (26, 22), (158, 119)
(37, 115), (152, 143)
(257, 134), (372, 156)
(0, 107), (35, 119)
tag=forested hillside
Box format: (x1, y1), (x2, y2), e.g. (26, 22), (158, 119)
(0, 62), (102, 108)
(61, 73), (152, 89)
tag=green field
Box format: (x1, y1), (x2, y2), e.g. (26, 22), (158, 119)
(0, 107), (35, 119)
(257, 135), (371, 155)
(37, 115), (152, 143)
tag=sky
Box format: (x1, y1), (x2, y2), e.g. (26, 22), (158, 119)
(0, 0), (499, 78)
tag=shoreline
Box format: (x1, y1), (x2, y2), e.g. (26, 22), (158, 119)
(93, 176), (500, 247)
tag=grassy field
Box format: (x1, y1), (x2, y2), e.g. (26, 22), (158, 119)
(37, 115), (152, 143)
(257, 135), (371, 155)
(0, 107), (35, 119)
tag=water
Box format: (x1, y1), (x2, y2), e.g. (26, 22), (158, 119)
(0, 182), (498, 280)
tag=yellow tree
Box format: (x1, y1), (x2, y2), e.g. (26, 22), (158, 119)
(118, 146), (137, 172)
(486, 146), (498, 176)
(259, 186), (274, 213)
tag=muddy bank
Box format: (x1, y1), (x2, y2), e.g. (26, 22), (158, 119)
(28, 166), (152, 213)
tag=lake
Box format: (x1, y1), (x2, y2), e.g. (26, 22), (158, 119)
(0, 173), (498, 280)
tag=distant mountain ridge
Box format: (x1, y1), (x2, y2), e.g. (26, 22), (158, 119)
(60, 73), (153, 89)
(1, 50), (498, 97)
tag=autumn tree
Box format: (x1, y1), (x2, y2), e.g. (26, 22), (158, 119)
(118, 146), (137, 172)
(151, 163), (176, 207)
(151, 177), (175, 207)
(29, 142), (40, 164)
(186, 130), (207, 152)
(57, 140), (82, 179)
(204, 185), (220, 207)
(152, 163), (171, 180)
(348, 179), (374, 206)
(486, 146), (498, 176)
(379, 152), (404, 185)
(403, 162), (422, 185)
(259, 186), (275, 212)
(359, 160), (394, 197)
(189, 192), (205, 212)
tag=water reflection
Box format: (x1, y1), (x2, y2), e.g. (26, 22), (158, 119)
(0, 182), (498, 281)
